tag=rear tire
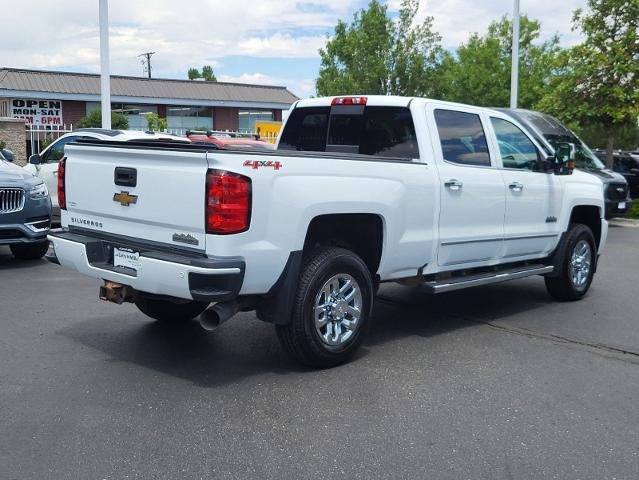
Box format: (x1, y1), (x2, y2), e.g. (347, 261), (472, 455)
(134, 296), (208, 322)
(10, 241), (49, 260)
(545, 224), (596, 301)
(276, 247), (373, 368)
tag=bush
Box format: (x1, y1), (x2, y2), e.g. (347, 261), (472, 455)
(627, 200), (639, 219)
(145, 113), (168, 132)
(76, 110), (129, 130)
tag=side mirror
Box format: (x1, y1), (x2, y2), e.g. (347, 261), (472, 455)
(553, 142), (576, 175)
(29, 154), (41, 165)
(1, 149), (14, 162)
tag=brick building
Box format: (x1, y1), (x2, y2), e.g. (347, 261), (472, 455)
(0, 68), (298, 134)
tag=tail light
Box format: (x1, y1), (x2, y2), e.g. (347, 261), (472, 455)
(58, 157), (66, 210)
(332, 96), (367, 106)
(206, 170), (251, 234)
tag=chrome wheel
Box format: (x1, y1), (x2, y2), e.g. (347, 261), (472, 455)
(314, 273), (362, 346)
(569, 239), (592, 290)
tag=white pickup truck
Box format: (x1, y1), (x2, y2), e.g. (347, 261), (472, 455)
(48, 96), (607, 367)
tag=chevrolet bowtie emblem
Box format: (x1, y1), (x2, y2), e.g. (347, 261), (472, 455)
(113, 191), (138, 206)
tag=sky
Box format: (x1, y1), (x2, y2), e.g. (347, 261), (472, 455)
(0, 0), (588, 98)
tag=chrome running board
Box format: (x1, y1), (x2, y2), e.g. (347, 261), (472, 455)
(423, 264), (553, 294)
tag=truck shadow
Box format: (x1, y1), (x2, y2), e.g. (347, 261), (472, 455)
(365, 281), (553, 347)
(59, 279), (553, 389)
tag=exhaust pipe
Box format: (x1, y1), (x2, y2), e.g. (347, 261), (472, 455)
(199, 300), (241, 331)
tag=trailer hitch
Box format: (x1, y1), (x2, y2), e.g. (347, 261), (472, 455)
(99, 281), (134, 304)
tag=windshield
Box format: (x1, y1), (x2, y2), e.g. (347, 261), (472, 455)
(544, 134), (606, 170)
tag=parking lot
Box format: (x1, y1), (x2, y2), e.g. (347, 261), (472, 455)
(0, 223), (637, 479)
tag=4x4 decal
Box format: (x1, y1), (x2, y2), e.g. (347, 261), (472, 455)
(243, 160), (282, 170)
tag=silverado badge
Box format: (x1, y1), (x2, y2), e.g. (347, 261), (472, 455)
(113, 191), (138, 206)
(172, 233), (199, 246)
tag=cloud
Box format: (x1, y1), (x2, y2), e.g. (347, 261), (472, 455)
(218, 73), (315, 98)
(419, 0), (585, 48)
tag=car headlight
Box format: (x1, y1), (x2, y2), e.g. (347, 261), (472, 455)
(30, 182), (49, 200)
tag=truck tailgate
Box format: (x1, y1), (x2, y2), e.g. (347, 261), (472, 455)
(63, 144), (209, 250)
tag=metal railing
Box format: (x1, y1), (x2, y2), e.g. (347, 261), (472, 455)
(26, 124), (73, 156)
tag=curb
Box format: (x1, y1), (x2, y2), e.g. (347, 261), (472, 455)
(609, 218), (639, 228)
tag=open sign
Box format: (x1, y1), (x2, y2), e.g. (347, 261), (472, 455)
(11, 99), (63, 125)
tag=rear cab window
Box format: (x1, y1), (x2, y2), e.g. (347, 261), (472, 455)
(278, 103), (419, 160)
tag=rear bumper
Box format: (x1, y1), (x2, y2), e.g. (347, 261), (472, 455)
(48, 229), (245, 302)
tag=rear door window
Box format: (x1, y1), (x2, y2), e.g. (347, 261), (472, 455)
(434, 109), (491, 167)
(278, 105), (419, 159)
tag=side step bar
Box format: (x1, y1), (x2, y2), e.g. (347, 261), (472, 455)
(423, 264), (553, 294)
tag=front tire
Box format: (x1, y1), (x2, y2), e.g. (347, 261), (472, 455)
(276, 247), (373, 368)
(10, 241), (49, 260)
(134, 296), (208, 322)
(545, 224), (597, 301)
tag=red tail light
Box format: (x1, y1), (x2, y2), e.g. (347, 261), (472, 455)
(331, 96), (367, 106)
(206, 170), (251, 234)
(57, 157), (66, 210)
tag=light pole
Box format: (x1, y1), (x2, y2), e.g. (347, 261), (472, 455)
(510, 0), (520, 108)
(99, 0), (111, 129)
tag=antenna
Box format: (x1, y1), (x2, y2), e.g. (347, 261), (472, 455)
(138, 51), (155, 79)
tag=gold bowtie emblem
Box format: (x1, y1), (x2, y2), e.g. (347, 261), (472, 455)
(113, 191), (138, 206)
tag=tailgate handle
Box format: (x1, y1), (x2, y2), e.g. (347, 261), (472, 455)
(114, 167), (137, 187)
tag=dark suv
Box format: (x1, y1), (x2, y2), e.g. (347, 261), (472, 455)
(495, 108), (632, 219)
(593, 150), (639, 197)
(1, 157), (52, 259)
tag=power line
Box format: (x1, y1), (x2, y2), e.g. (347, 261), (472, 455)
(138, 52), (155, 79)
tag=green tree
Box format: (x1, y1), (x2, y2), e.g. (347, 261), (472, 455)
(316, 0), (444, 97)
(187, 67), (201, 80)
(538, 0), (639, 167)
(201, 65), (217, 81)
(436, 15), (560, 108)
(188, 65), (217, 81)
(75, 110), (129, 130)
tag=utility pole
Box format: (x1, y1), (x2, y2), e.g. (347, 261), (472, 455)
(99, 0), (111, 129)
(510, 0), (520, 108)
(139, 52), (155, 79)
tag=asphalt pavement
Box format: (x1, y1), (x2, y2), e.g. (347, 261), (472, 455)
(1, 224), (638, 480)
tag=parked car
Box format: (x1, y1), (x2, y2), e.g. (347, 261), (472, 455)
(593, 150), (639, 197)
(23, 129), (189, 223)
(1, 156), (52, 259)
(48, 95), (607, 367)
(185, 130), (275, 150)
(495, 109), (631, 218)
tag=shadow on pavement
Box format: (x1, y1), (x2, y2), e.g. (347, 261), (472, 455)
(365, 280), (554, 346)
(58, 279), (553, 388)
(59, 312), (313, 388)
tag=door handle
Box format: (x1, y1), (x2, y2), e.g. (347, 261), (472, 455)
(444, 179), (463, 190)
(509, 181), (524, 192)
